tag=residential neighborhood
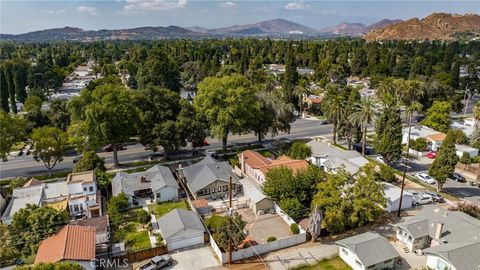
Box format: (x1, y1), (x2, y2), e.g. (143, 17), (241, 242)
(1, 3), (480, 270)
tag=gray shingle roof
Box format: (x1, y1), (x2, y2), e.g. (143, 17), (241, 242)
(111, 165), (178, 197)
(336, 232), (399, 267)
(240, 178), (270, 204)
(157, 209), (204, 240)
(180, 157), (239, 193)
(424, 242), (480, 270)
(307, 140), (368, 174)
(383, 183), (413, 205)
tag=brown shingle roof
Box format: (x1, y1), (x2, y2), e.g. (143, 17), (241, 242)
(426, 133), (447, 142)
(67, 171), (95, 184)
(35, 225), (96, 264)
(241, 151), (309, 175)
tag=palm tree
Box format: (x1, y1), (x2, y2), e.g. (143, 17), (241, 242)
(349, 97), (377, 155)
(293, 84), (309, 116)
(323, 93), (345, 144)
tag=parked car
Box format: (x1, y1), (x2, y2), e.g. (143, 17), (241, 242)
(102, 144), (126, 152)
(148, 153), (163, 161)
(424, 191), (445, 203)
(450, 172), (466, 183)
(415, 173), (436, 185)
(137, 255), (173, 270)
(413, 194), (434, 205)
(376, 156), (386, 164)
(72, 155), (83, 163)
(426, 151), (437, 159)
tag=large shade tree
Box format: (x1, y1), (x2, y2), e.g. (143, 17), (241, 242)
(429, 130), (459, 191)
(31, 126), (68, 176)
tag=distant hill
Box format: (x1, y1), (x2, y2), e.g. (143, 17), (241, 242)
(365, 13), (480, 41)
(211, 18), (317, 35)
(320, 19), (402, 36)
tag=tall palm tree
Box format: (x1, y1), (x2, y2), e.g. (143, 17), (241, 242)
(323, 93), (345, 144)
(349, 97), (377, 155)
(293, 84), (309, 115)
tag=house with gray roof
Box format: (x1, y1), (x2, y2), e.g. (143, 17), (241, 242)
(178, 156), (241, 200)
(383, 183), (414, 212)
(336, 232), (399, 270)
(112, 165), (179, 205)
(239, 178), (273, 215)
(157, 209), (205, 251)
(306, 140), (369, 174)
(395, 206), (480, 270)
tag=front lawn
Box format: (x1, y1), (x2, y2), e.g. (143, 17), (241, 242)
(293, 257), (352, 270)
(147, 200), (189, 217)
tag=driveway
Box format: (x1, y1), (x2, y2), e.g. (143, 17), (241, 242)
(166, 246), (219, 270)
(443, 178), (480, 204)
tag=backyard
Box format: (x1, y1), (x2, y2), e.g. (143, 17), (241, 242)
(293, 257), (352, 270)
(113, 208), (152, 252)
(147, 199), (189, 217)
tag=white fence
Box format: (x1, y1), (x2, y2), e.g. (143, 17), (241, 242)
(408, 148), (426, 157)
(209, 203), (307, 264)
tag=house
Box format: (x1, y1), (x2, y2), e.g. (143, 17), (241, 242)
(306, 140), (369, 174)
(303, 94), (323, 112)
(347, 76), (371, 88)
(395, 206), (480, 270)
(358, 87), (376, 98)
(239, 150), (309, 185)
(157, 209), (205, 251)
(70, 216), (110, 245)
(455, 144), (479, 158)
(0, 189), (7, 215)
(383, 183), (414, 212)
(402, 126), (445, 151)
(1, 171), (101, 224)
(35, 225), (96, 269)
(451, 119), (475, 137)
(239, 178), (273, 215)
(178, 156), (241, 200)
(112, 165), (179, 205)
(336, 232), (399, 270)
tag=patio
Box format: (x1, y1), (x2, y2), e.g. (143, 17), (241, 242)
(236, 207), (292, 244)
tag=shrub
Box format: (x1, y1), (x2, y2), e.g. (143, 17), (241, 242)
(472, 156), (480, 164)
(376, 165), (396, 183)
(229, 156), (239, 167)
(409, 138), (428, 152)
(279, 198), (304, 220)
(289, 141), (312, 159)
(290, 223), (300, 234)
(137, 209), (151, 224)
(459, 152), (471, 165)
(267, 236), (277, 242)
(449, 201), (480, 219)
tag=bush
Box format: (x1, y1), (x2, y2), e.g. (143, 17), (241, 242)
(376, 165), (396, 183)
(449, 201), (480, 219)
(267, 236), (277, 242)
(290, 223), (300, 234)
(409, 138), (428, 152)
(472, 156), (480, 164)
(137, 209), (151, 224)
(459, 152), (471, 165)
(229, 157), (239, 167)
(279, 198), (304, 220)
(289, 141), (312, 159)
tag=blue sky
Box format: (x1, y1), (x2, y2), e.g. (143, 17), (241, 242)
(1, 0), (478, 34)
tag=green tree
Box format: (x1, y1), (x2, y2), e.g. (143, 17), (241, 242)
(73, 150), (106, 172)
(349, 97), (377, 155)
(374, 105), (402, 164)
(23, 95), (43, 112)
(376, 165), (396, 183)
(409, 137), (428, 152)
(195, 75), (258, 150)
(428, 130), (459, 191)
(0, 111), (27, 160)
(421, 101), (452, 133)
(48, 99), (71, 131)
(279, 198), (304, 220)
(0, 69), (10, 112)
(211, 212), (246, 252)
(83, 84), (138, 167)
(322, 86), (345, 144)
(282, 50), (299, 103)
(10, 205), (69, 256)
(289, 141), (312, 160)
(459, 152), (471, 165)
(136, 50), (181, 91)
(31, 127), (68, 177)
(15, 261), (84, 270)
(0, 223), (18, 266)
(107, 192), (129, 226)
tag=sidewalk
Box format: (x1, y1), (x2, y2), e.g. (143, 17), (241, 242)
(143, 205), (158, 247)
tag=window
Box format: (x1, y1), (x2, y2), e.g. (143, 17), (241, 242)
(217, 186), (221, 192)
(205, 188), (210, 195)
(83, 187), (87, 192)
(212, 187), (215, 193)
(89, 186), (94, 192)
(341, 248), (348, 256)
(156, 193), (161, 198)
(355, 260), (362, 267)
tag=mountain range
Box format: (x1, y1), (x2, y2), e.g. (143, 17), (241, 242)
(1, 13), (478, 41)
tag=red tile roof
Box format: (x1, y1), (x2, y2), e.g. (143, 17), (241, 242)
(241, 150), (309, 175)
(35, 225), (96, 264)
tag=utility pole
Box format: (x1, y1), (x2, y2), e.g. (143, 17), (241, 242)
(463, 84), (470, 117)
(398, 114), (413, 217)
(228, 175), (233, 265)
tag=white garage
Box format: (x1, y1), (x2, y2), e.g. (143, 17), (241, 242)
(384, 183), (414, 212)
(157, 209), (205, 251)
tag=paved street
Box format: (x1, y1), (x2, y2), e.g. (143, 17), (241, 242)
(0, 118), (332, 179)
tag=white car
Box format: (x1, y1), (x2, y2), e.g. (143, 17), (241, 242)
(415, 173), (436, 185)
(413, 194), (434, 205)
(376, 156), (386, 164)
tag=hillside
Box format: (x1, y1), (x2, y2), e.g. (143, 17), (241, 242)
(365, 13), (480, 41)
(320, 19), (403, 36)
(212, 18), (317, 35)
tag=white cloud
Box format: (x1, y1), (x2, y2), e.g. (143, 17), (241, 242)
(285, 1), (310, 10)
(43, 9), (66, 14)
(220, 1), (237, 8)
(77, 6), (99, 15)
(123, 0), (187, 12)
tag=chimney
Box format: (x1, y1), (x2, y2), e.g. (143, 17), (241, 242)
(435, 222), (444, 240)
(140, 176), (147, 183)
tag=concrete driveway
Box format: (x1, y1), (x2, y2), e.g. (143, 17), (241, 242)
(166, 246), (219, 270)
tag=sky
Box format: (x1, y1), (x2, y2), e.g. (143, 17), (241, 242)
(1, 0), (479, 34)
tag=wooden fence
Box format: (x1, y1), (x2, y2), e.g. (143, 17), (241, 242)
(113, 246), (168, 263)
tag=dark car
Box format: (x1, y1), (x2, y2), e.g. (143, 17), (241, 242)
(148, 153), (163, 161)
(450, 172), (466, 183)
(102, 144), (126, 152)
(424, 191), (445, 203)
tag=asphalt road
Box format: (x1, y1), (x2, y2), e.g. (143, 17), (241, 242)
(0, 118), (333, 179)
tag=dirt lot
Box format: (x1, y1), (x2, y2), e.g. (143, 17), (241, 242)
(236, 208), (292, 244)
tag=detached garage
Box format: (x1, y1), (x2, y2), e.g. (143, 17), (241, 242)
(157, 209), (205, 251)
(383, 183), (414, 212)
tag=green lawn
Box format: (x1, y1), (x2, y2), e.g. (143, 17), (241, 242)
(114, 221), (151, 251)
(293, 257), (352, 270)
(205, 214), (228, 229)
(147, 200), (189, 217)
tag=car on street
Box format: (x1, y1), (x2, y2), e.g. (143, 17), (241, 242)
(102, 144), (126, 152)
(424, 191), (445, 203)
(137, 255), (173, 270)
(72, 155), (83, 163)
(426, 151), (437, 159)
(413, 194), (434, 205)
(415, 173), (436, 185)
(148, 153), (163, 161)
(450, 172), (466, 183)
